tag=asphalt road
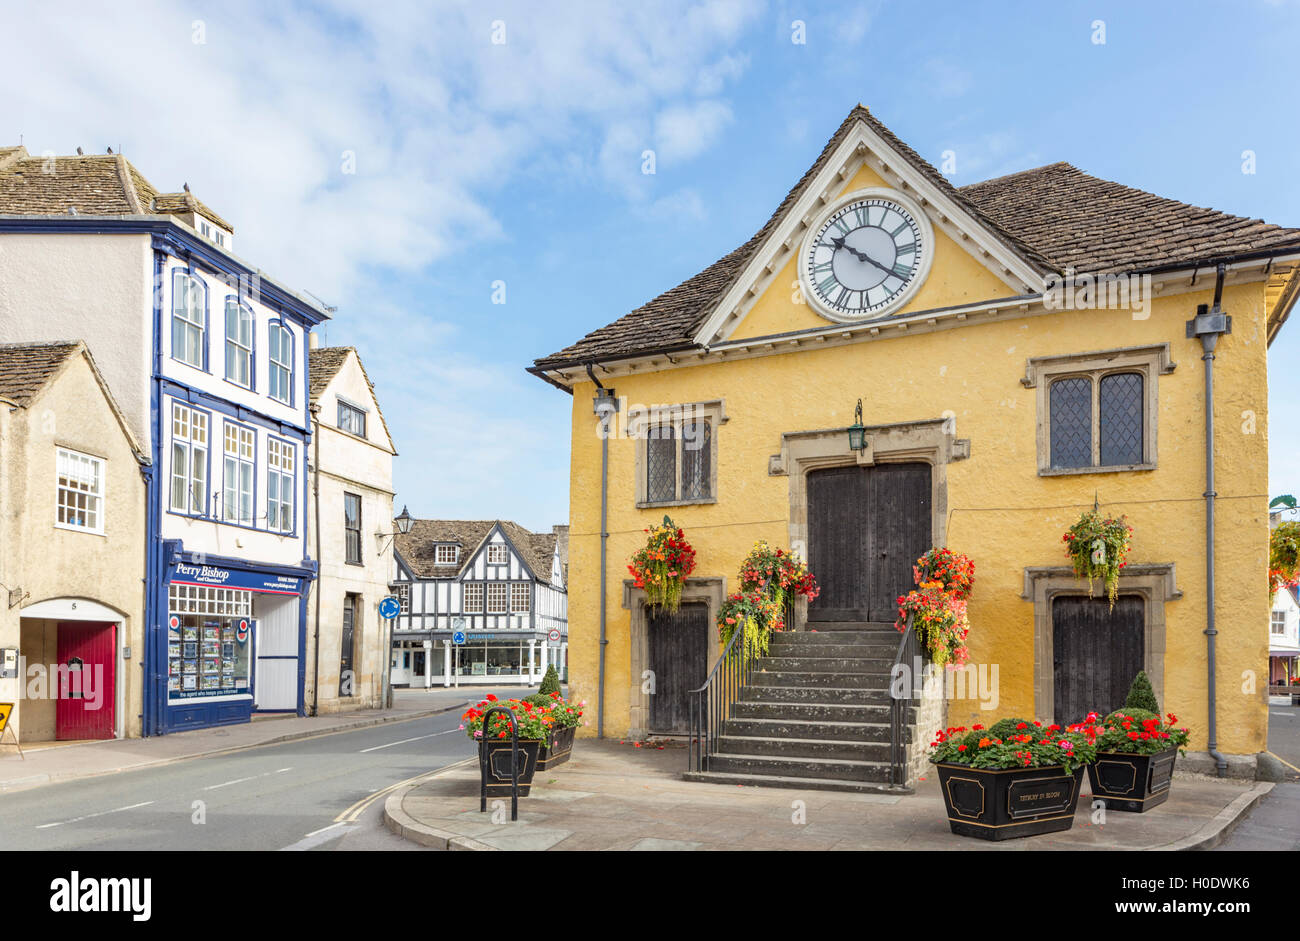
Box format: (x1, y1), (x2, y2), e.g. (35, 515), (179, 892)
(1213, 699), (1300, 851)
(0, 708), (480, 851)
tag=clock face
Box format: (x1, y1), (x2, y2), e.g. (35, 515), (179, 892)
(803, 194), (928, 318)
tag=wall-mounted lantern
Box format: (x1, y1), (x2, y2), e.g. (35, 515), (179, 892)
(847, 399), (867, 453)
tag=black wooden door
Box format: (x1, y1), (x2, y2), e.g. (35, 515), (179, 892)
(807, 462), (932, 621)
(647, 602), (709, 734)
(339, 593), (357, 697)
(1052, 594), (1145, 725)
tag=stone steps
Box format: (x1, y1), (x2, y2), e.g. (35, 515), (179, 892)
(685, 626), (931, 793)
(750, 670), (890, 689)
(768, 642), (900, 658)
(737, 684), (892, 704)
(707, 751), (894, 783)
(682, 770), (912, 795)
(761, 656), (895, 674)
(730, 700), (896, 722)
(722, 717), (893, 743)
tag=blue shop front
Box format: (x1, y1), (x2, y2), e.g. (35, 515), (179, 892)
(152, 543), (315, 733)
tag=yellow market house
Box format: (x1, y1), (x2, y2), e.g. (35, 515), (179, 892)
(530, 106), (1299, 789)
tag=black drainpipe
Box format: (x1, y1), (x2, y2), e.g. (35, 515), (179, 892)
(587, 364), (617, 740)
(310, 401), (323, 717)
(1186, 263), (1231, 777)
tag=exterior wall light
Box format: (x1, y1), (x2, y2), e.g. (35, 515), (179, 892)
(848, 399), (867, 452)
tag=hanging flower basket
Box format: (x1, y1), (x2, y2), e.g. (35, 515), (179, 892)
(913, 547), (975, 599)
(628, 516), (696, 614)
(895, 548), (975, 668)
(717, 540), (819, 657)
(1270, 521), (1300, 599)
(896, 583), (970, 668)
(1063, 510), (1132, 609)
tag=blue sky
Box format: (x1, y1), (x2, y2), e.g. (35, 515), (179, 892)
(4, 0), (1298, 529)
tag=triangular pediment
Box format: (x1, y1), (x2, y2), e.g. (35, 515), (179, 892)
(692, 106), (1051, 347)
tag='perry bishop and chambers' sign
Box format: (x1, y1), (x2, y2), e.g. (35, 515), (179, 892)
(171, 562), (302, 595)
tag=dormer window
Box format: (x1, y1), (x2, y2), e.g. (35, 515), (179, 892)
(436, 544), (459, 565)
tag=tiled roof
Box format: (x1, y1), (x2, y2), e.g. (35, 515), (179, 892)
(0, 341), (81, 406)
(959, 162), (1300, 276)
(308, 346), (397, 453)
(395, 519), (558, 583)
(531, 107), (1300, 372)
(308, 347), (351, 400)
(0, 146), (232, 231)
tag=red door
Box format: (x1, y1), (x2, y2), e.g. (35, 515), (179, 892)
(56, 622), (116, 740)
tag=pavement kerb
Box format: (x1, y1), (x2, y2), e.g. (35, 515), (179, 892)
(382, 757), (497, 851)
(1154, 780), (1274, 852)
(0, 702), (469, 796)
(381, 769), (1278, 853)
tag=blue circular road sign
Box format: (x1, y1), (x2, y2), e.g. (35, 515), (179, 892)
(452, 631), (466, 645)
(379, 596), (402, 620)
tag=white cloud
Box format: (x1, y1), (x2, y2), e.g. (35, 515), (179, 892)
(654, 100), (735, 165)
(0, 0), (764, 525)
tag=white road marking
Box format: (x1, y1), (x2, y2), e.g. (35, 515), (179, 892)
(280, 822), (358, 851)
(203, 767), (293, 791)
(36, 800), (155, 829)
(359, 729), (458, 753)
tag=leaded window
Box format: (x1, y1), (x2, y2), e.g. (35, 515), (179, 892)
(1049, 377), (1092, 469)
(486, 583), (508, 613)
(463, 583), (484, 613)
(646, 424), (677, 503)
(681, 420), (712, 500)
(1049, 371), (1146, 470)
(1099, 373), (1144, 467)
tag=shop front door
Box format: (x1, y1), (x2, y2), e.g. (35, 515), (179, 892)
(254, 596), (299, 711)
(56, 622), (116, 740)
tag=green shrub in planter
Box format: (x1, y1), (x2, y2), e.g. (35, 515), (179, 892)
(1123, 671), (1160, 714)
(538, 665), (561, 696)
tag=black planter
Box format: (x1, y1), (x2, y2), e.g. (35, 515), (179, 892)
(1086, 747), (1177, 813)
(935, 763), (1085, 841)
(537, 725), (576, 771)
(478, 739), (541, 797)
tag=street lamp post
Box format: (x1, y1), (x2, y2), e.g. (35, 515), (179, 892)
(377, 506), (415, 708)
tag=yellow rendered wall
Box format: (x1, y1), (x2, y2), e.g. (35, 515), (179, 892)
(564, 282), (1271, 756)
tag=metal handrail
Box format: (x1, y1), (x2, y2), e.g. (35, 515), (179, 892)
(889, 612), (923, 788)
(687, 619), (759, 773)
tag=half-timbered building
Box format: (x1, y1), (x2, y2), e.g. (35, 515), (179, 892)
(390, 520), (567, 687)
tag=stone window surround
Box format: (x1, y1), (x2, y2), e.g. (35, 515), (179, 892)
(633, 399), (728, 509)
(1022, 563), (1182, 723)
(768, 418), (970, 631)
(622, 576), (727, 741)
(1020, 343), (1175, 477)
